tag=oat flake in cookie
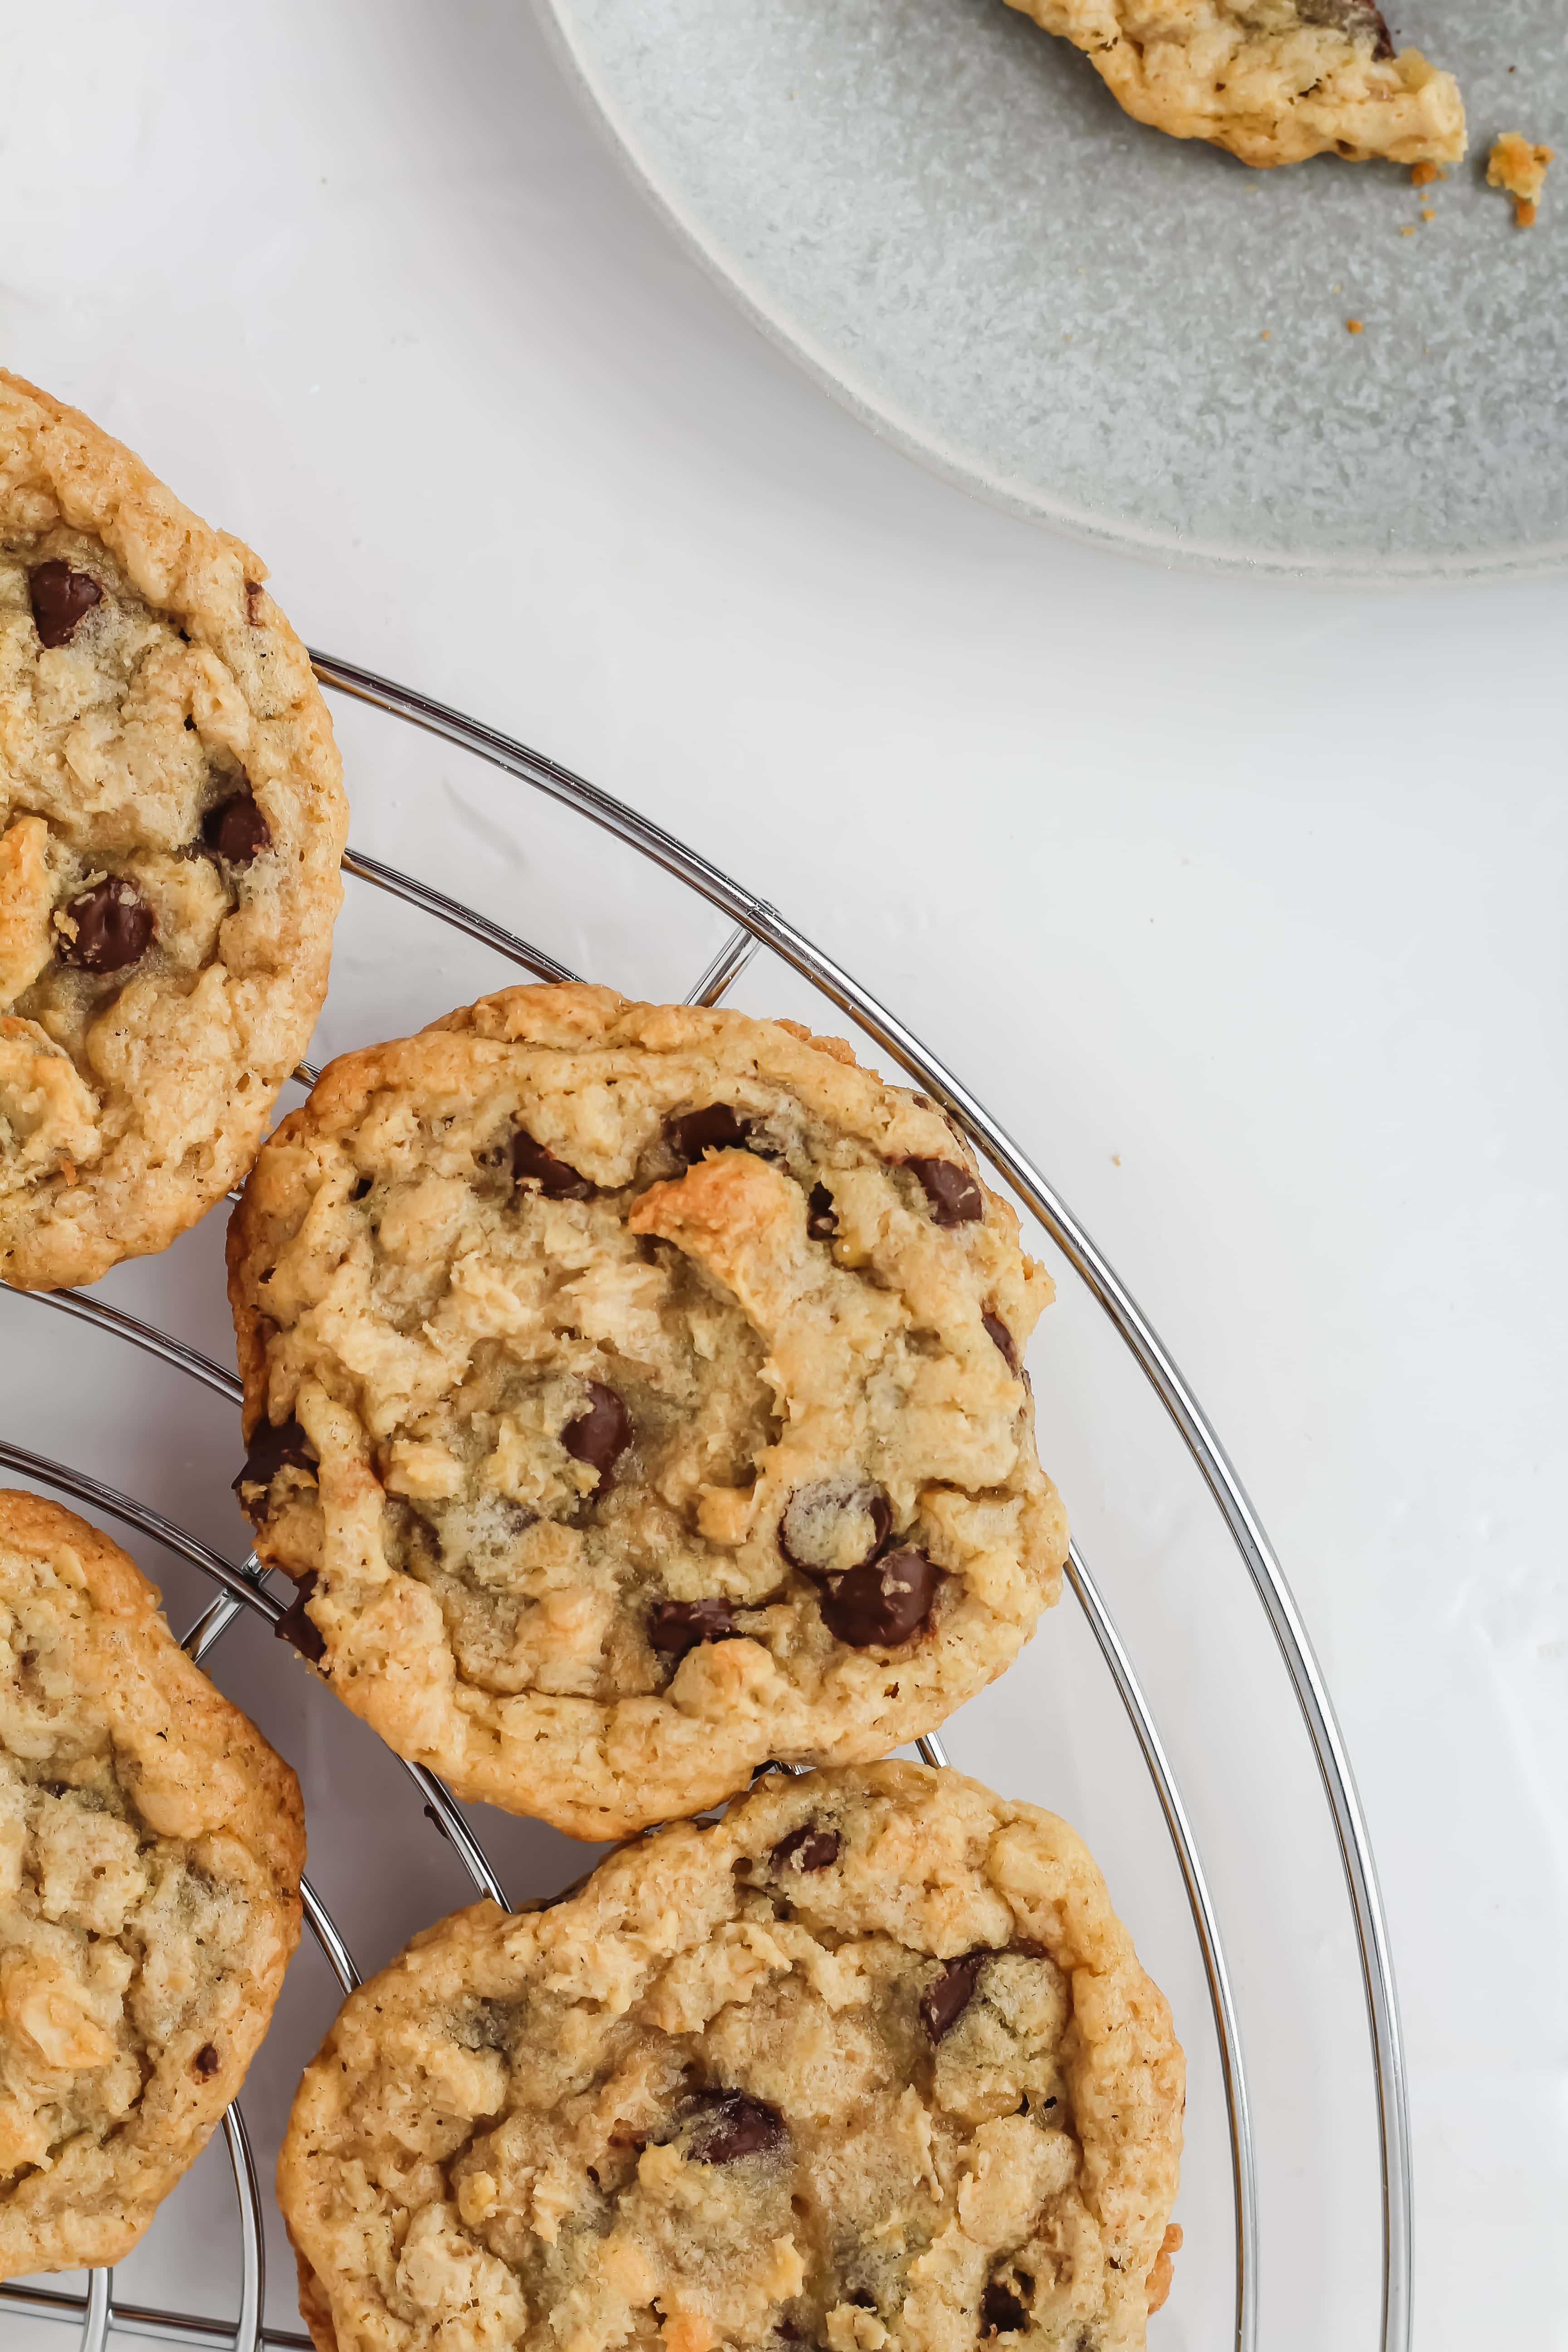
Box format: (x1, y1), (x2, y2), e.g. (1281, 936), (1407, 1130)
(0, 1490), (304, 2277)
(280, 1761), (1184, 2352)
(0, 371), (348, 1290)
(226, 984), (1069, 1838)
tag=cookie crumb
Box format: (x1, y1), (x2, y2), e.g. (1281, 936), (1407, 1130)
(1346, 318), (1363, 334)
(1259, 328), (1270, 339)
(1409, 161), (1446, 187)
(1399, 224), (1417, 235)
(1420, 206), (1436, 221)
(1487, 132), (1553, 225)
(1147, 2223), (1185, 2317)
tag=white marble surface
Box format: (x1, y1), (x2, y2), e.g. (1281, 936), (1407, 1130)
(0, 5), (1563, 2349)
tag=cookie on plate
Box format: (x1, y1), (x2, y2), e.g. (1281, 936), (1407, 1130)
(0, 370), (348, 1290)
(0, 1490), (304, 2277)
(280, 1759), (1184, 2352)
(1004, 0), (1465, 169)
(226, 983), (1069, 1838)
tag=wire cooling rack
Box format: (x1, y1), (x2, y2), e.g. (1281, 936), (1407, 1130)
(0, 654), (1411, 2352)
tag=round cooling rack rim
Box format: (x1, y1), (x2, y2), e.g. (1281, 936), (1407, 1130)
(0, 652), (1411, 2352)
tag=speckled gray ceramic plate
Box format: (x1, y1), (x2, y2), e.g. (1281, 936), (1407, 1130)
(536, 0), (1566, 581)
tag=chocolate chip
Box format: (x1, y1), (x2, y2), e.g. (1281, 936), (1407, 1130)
(233, 1416), (316, 1504)
(779, 1480), (891, 1579)
(770, 1824), (840, 1874)
(274, 1572), (326, 1664)
(806, 1182), (838, 1240)
(192, 2042), (220, 2080)
(561, 1382), (632, 1488)
(647, 1595), (736, 1659)
(982, 1312), (1019, 1372)
(511, 1127), (591, 1199)
(29, 560), (102, 647)
(56, 877), (154, 973)
(1298, 0), (1393, 54)
(202, 789), (271, 865)
(687, 2089), (785, 2164)
(980, 2279), (1030, 2336)
(905, 1156), (983, 1227)
(920, 1951), (986, 2042)
(820, 1547), (941, 1648)
(245, 579), (265, 622)
(669, 1105), (750, 1161)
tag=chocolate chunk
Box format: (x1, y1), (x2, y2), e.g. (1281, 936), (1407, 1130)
(980, 2280), (1030, 2336)
(981, 1312), (1019, 1372)
(203, 789), (271, 865)
(562, 1382), (632, 1488)
(669, 1105), (750, 1161)
(245, 579), (265, 622)
(233, 1416), (316, 1504)
(56, 877), (154, 973)
(274, 1572), (326, 1664)
(511, 1127), (591, 1199)
(779, 1480), (891, 1579)
(920, 1950), (986, 2042)
(687, 2089), (785, 2164)
(820, 1547), (940, 1648)
(192, 2042), (221, 2080)
(770, 1824), (841, 1874)
(1298, 0), (1393, 55)
(905, 1156), (983, 1227)
(28, 560), (102, 647)
(648, 1595), (736, 1659)
(806, 1182), (838, 1240)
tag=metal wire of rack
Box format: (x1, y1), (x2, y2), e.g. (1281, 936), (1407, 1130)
(0, 653), (1413, 2352)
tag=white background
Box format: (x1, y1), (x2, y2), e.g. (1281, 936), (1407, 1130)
(1, 5), (1564, 2349)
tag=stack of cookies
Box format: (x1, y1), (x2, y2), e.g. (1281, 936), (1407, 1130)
(0, 381), (1185, 2347)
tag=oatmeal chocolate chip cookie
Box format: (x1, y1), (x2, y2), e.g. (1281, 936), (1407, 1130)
(279, 1760), (1184, 2352)
(1004, 0), (1464, 169)
(226, 983), (1068, 1838)
(0, 370), (348, 1290)
(0, 1490), (304, 2277)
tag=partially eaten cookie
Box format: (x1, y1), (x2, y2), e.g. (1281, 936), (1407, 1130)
(1004, 0), (1465, 168)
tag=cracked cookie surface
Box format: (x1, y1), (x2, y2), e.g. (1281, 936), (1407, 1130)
(279, 1761), (1183, 2352)
(1004, 0), (1464, 167)
(0, 370), (348, 1289)
(0, 1490), (304, 2277)
(226, 984), (1068, 1838)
